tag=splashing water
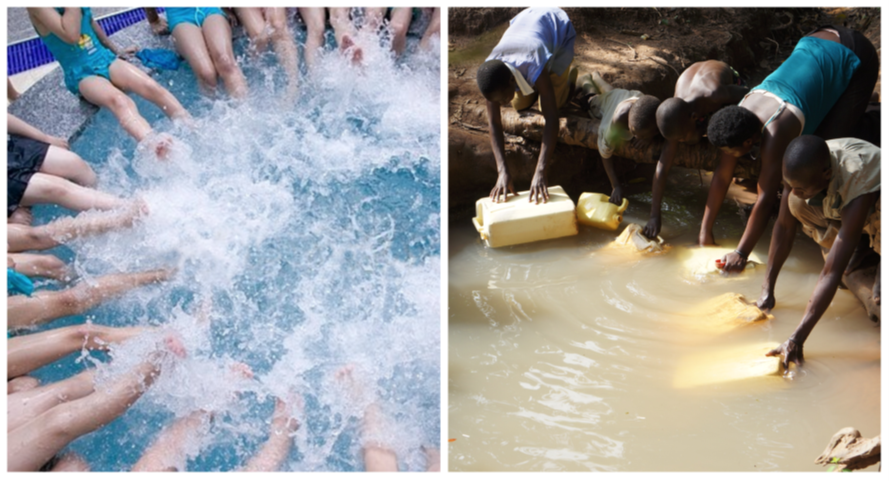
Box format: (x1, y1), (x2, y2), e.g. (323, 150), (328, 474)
(33, 31), (440, 471)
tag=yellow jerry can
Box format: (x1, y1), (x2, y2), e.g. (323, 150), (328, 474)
(472, 185), (578, 248)
(576, 192), (629, 231)
(673, 342), (783, 389)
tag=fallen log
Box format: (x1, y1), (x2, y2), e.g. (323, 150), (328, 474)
(456, 104), (763, 180)
(815, 427), (880, 472)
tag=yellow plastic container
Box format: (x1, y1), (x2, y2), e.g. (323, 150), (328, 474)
(673, 342), (783, 389)
(678, 293), (772, 335)
(472, 185), (578, 248)
(576, 193), (629, 231)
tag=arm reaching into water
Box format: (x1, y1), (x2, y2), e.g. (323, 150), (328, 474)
(766, 192), (877, 370)
(643, 139), (680, 239)
(528, 72), (559, 204)
(486, 100), (516, 203)
(756, 185), (799, 311)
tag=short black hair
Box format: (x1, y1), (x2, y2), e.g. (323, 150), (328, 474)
(707, 106), (762, 148)
(628, 95), (661, 140)
(784, 135), (830, 180)
(656, 97), (692, 140)
(476, 60), (513, 100)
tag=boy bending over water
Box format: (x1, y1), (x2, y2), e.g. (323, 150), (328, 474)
(758, 136), (880, 370)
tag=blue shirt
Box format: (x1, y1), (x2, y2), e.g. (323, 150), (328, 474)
(754, 36), (861, 135)
(486, 8), (576, 88)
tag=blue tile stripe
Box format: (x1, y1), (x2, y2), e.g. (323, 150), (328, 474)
(7, 8), (165, 76)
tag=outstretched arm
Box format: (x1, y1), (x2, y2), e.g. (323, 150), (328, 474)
(486, 100), (515, 202)
(144, 8), (168, 35)
(767, 192), (878, 370)
(720, 130), (793, 271)
(91, 17), (131, 57)
(602, 156), (623, 205)
(643, 139), (679, 239)
(529, 72), (559, 204)
(756, 185), (799, 310)
(699, 149), (739, 246)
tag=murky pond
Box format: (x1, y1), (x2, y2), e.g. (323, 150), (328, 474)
(448, 170), (880, 471)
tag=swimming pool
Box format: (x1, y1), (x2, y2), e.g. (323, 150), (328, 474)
(28, 23), (440, 471)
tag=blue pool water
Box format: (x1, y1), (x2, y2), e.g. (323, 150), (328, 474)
(29, 26), (440, 471)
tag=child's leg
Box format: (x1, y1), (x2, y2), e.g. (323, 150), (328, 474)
(77, 76), (153, 142)
(132, 410), (212, 471)
(172, 23), (219, 95)
(39, 146), (96, 187)
(265, 8), (300, 99)
(8, 324), (146, 379)
(329, 8), (356, 48)
(8, 253), (69, 280)
(202, 15), (248, 99)
(235, 8), (270, 53)
(21, 173), (125, 213)
(50, 452), (91, 472)
(7, 202), (147, 253)
(362, 8), (386, 34)
(241, 396), (301, 471)
(8, 370), (96, 433)
(424, 447), (440, 472)
(8, 376), (41, 394)
(419, 8), (440, 52)
(7, 339), (181, 472)
(335, 365), (398, 472)
(7, 269), (172, 330)
(299, 8), (326, 72)
(362, 402), (398, 472)
(134, 360), (252, 471)
(108, 59), (190, 121)
(388, 8), (412, 57)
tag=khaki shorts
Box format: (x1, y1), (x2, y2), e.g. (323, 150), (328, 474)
(511, 64), (578, 111)
(788, 192), (881, 256)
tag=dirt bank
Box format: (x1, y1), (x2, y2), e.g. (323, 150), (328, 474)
(449, 7), (881, 215)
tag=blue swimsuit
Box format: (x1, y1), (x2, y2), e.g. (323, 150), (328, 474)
(38, 8), (118, 95)
(166, 7), (227, 32)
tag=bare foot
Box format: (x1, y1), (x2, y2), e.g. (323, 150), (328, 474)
(271, 395), (301, 436)
(9, 206), (33, 226)
(339, 35), (363, 66)
(424, 446), (440, 472)
(163, 334), (188, 358)
(229, 361), (255, 380)
(138, 133), (176, 160)
(79, 324), (147, 349)
(51, 452), (91, 472)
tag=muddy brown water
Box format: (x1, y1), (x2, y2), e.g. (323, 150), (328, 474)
(448, 170), (880, 471)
